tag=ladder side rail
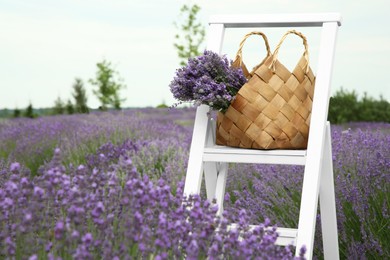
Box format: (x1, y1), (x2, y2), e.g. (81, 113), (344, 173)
(183, 105), (209, 195)
(320, 123), (340, 260)
(204, 121), (219, 200)
(206, 23), (226, 53)
(295, 21), (339, 259)
(183, 23), (226, 197)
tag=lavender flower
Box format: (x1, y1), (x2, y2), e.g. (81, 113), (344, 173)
(82, 233), (93, 246)
(170, 50), (247, 111)
(54, 221), (65, 240)
(0, 145), (304, 259)
(2, 108), (386, 259)
(10, 162), (20, 172)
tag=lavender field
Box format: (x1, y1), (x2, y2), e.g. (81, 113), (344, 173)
(0, 108), (389, 259)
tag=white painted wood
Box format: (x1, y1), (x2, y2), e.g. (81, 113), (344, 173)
(183, 13), (341, 260)
(295, 21), (339, 260)
(215, 162), (228, 215)
(183, 105), (209, 196)
(204, 146), (307, 165)
(274, 227), (298, 246)
(203, 162), (218, 200)
(320, 123), (340, 260)
(209, 13), (342, 27)
(203, 119), (219, 200)
(206, 23), (225, 52)
(228, 224), (298, 246)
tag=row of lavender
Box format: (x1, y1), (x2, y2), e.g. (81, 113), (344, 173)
(0, 108), (303, 259)
(0, 108), (389, 259)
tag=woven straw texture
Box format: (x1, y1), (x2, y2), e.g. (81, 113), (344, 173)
(216, 30), (316, 149)
(231, 31), (271, 79)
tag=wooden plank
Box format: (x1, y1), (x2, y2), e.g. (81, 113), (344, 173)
(228, 224), (298, 246)
(209, 13), (342, 27)
(205, 145), (306, 156)
(203, 146), (306, 165)
(275, 227), (298, 246)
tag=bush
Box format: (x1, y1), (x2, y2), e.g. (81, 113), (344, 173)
(328, 88), (390, 124)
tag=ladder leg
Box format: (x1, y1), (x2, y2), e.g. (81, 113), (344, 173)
(204, 115), (219, 200)
(204, 162), (218, 200)
(183, 105), (210, 196)
(204, 162), (229, 215)
(215, 162), (228, 215)
(320, 123), (339, 260)
(295, 131), (325, 260)
(295, 166), (321, 260)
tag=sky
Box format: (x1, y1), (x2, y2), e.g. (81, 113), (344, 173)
(0, 0), (389, 109)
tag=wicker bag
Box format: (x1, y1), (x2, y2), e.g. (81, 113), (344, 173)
(216, 30), (316, 149)
(230, 31), (272, 79)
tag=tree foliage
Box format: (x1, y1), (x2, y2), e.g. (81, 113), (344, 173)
(174, 4), (206, 66)
(72, 78), (89, 113)
(328, 88), (390, 124)
(13, 108), (21, 118)
(24, 102), (36, 118)
(66, 99), (74, 115)
(89, 60), (126, 110)
(53, 96), (65, 115)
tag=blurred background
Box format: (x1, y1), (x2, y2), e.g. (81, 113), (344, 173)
(0, 0), (389, 112)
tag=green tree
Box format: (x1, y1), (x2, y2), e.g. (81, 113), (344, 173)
(13, 107), (21, 118)
(66, 99), (74, 115)
(328, 88), (359, 124)
(358, 93), (390, 122)
(328, 88), (390, 123)
(174, 4), (206, 66)
(53, 96), (65, 115)
(375, 95), (390, 122)
(24, 102), (36, 118)
(156, 100), (168, 109)
(89, 60), (126, 110)
(72, 78), (89, 113)
(113, 93), (122, 110)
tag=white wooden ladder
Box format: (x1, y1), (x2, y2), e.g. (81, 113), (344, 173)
(183, 13), (341, 260)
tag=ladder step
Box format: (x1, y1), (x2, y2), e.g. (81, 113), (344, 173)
(228, 224), (298, 246)
(274, 227), (298, 246)
(203, 145), (307, 165)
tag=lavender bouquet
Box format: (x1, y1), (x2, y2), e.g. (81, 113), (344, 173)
(169, 50), (247, 112)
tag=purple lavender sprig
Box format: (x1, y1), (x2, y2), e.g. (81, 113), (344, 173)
(0, 146), (305, 259)
(169, 50), (247, 112)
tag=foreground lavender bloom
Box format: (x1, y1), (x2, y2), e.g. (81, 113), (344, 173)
(169, 50), (247, 111)
(0, 147), (304, 259)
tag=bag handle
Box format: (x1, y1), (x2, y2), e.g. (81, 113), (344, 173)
(271, 30), (310, 73)
(232, 31), (272, 78)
